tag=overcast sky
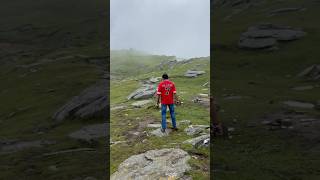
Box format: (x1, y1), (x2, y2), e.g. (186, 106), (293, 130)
(110, 0), (210, 59)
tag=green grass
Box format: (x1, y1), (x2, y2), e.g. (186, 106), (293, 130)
(212, 0), (320, 179)
(110, 51), (210, 178)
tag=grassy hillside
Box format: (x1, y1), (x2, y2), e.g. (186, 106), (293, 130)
(110, 51), (210, 179)
(212, 0), (320, 179)
(0, 0), (108, 179)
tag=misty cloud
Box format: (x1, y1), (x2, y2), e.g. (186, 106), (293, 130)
(110, 0), (210, 59)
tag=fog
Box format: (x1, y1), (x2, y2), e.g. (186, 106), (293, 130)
(110, 0), (210, 59)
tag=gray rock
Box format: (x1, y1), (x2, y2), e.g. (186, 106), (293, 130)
(111, 105), (127, 111)
(111, 148), (191, 180)
(131, 100), (153, 108)
(150, 128), (172, 137)
(184, 70), (205, 77)
(52, 79), (108, 122)
(291, 85), (314, 91)
(147, 124), (162, 128)
(184, 125), (209, 136)
(282, 101), (315, 109)
(193, 97), (210, 107)
(297, 65), (320, 80)
(68, 123), (107, 141)
(127, 84), (156, 100)
(239, 23), (306, 49)
(183, 134), (210, 147)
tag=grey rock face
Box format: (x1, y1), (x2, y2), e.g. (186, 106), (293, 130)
(68, 123), (107, 141)
(282, 101), (315, 109)
(184, 70), (206, 78)
(52, 79), (108, 122)
(297, 65), (320, 80)
(239, 23), (306, 49)
(183, 134), (210, 147)
(111, 148), (191, 180)
(184, 125), (209, 136)
(127, 84), (156, 100)
(150, 128), (172, 137)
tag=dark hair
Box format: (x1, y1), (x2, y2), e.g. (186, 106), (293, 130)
(162, 73), (169, 79)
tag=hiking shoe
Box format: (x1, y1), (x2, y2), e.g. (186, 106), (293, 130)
(161, 128), (166, 133)
(172, 127), (179, 131)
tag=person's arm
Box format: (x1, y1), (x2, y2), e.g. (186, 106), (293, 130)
(156, 83), (161, 106)
(172, 83), (178, 103)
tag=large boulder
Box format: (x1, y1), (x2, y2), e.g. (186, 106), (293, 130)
(239, 23), (306, 49)
(111, 148), (191, 180)
(127, 84), (156, 100)
(52, 79), (108, 122)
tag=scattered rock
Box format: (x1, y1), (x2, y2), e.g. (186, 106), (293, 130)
(52, 79), (108, 122)
(239, 23), (306, 50)
(184, 70), (205, 78)
(68, 123), (107, 142)
(193, 96), (210, 107)
(111, 148), (191, 180)
(131, 100), (152, 108)
(260, 110), (320, 140)
(282, 100), (315, 109)
(291, 85), (314, 91)
(297, 65), (320, 80)
(183, 134), (210, 147)
(184, 125), (209, 136)
(111, 105), (127, 111)
(150, 128), (172, 137)
(147, 124), (162, 128)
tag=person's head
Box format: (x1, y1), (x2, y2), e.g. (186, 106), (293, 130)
(162, 73), (169, 80)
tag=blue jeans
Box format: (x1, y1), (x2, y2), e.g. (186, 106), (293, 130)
(161, 104), (177, 129)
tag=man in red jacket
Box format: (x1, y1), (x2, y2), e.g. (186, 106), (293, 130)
(156, 73), (178, 133)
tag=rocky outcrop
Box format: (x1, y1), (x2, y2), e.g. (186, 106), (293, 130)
(239, 23), (306, 50)
(52, 79), (108, 122)
(127, 84), (156, 100)
(183, 134), (210, 148)
(111, 148), (191, 180)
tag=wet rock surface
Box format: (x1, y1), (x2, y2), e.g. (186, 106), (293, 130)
(111, 148), (191, 180)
